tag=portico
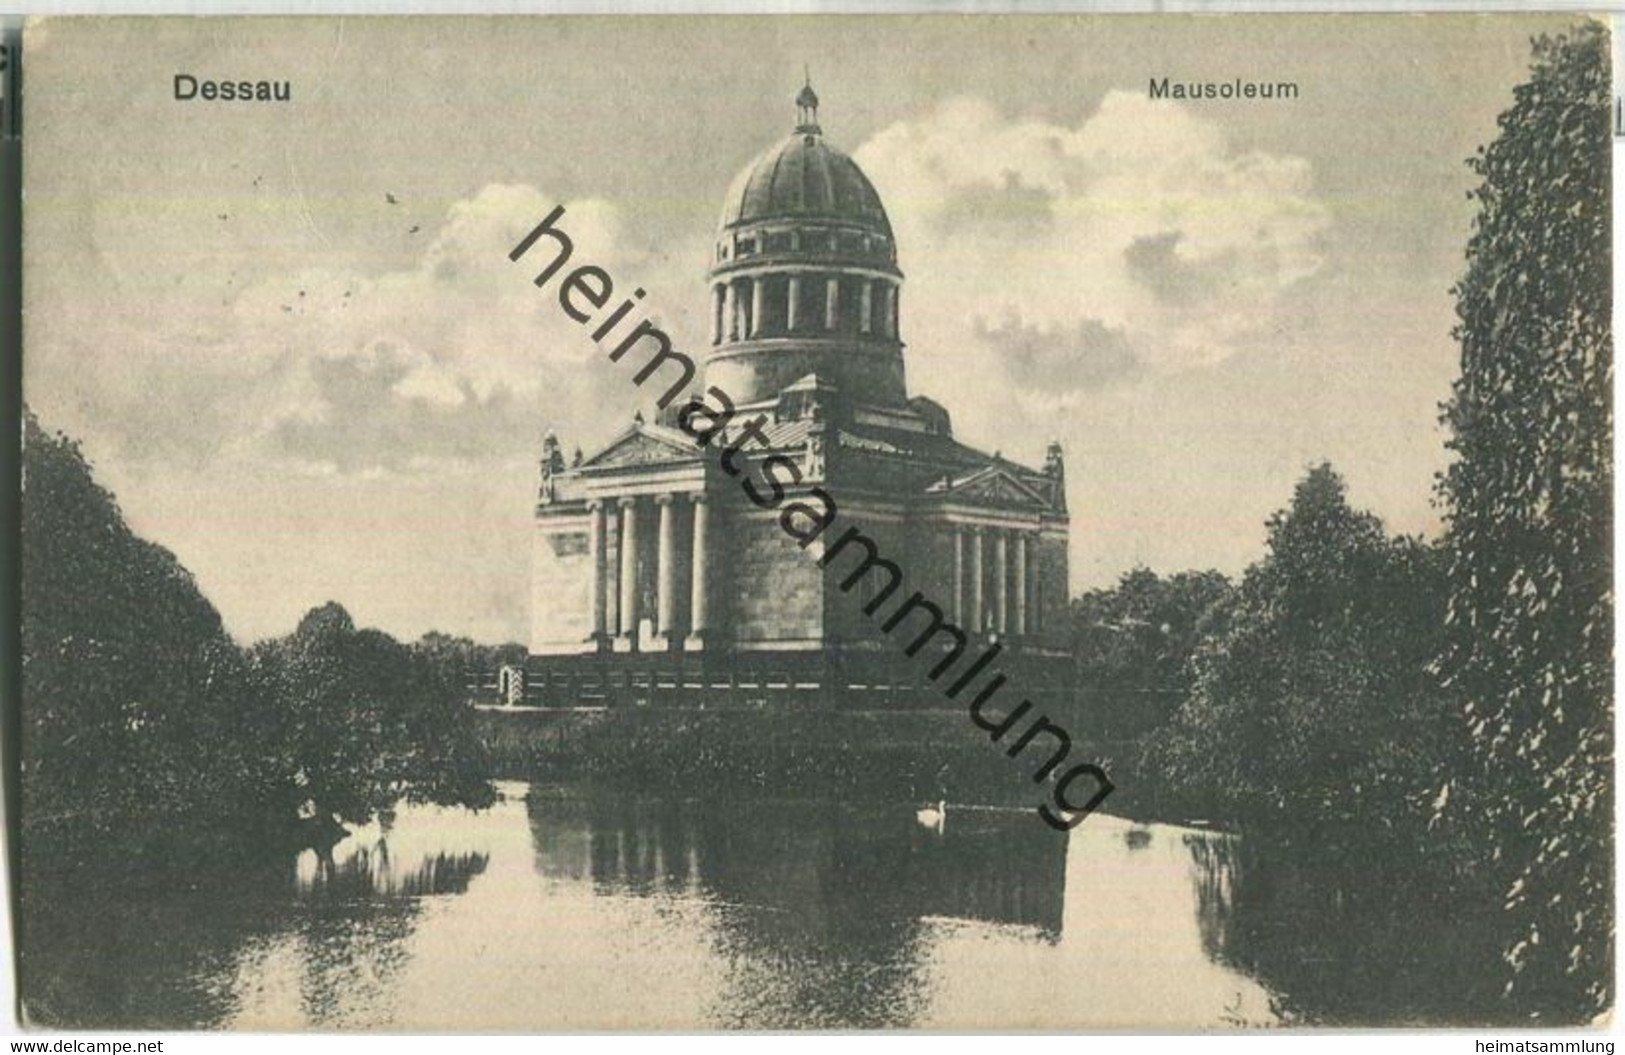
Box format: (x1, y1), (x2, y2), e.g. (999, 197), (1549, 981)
(948, 522), (1044, 638)
(595, 491), (712, 651)
(533, 426), (715, 656)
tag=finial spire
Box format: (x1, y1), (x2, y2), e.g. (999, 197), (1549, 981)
(795, 71), (821, 134)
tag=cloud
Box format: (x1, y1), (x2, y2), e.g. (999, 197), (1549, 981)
(1123, 231), (1232, 308)
(855, 92), (1331, 398)
(258, 185), (707, 475)
(268, 340), (530, 473)
(974, 313), (1143, 392)
(38, 96), (1328, 472)
(44, 182), (705, 477)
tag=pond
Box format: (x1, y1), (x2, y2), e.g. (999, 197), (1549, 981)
(18, 781), (1504, 1029)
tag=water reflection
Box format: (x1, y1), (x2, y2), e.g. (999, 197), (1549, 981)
(22, 784), (1292, 1030)
(527, 791), (1070, 1027)
(20, 855), (281, 1030)
(19, 810), (490, 1030)
(295, 844), (489, 898)
(538, 791), (1069, 932)
(1184, 831), (1510, 1026)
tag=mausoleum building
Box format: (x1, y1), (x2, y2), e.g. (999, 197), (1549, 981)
(521, 85), (1071, 708)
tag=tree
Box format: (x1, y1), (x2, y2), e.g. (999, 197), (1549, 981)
(1071, 568), (1234, 741)
(1436, 23), (1613, 1019)
(414, 631), (527, 695)
(20, 411), (280, 845)
(1153, 464), (1453, 840)
(22, 409), (495, 855)
(248, 603), (496, 830)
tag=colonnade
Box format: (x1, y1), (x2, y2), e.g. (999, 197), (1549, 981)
(585, 492), (710, 650)
(710, 273), (900, 344)
(581, 504), (1041, 648)
(951, 526), (1041, 637)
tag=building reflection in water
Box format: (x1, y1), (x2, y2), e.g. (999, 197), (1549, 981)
(23, 787), (1295, 1031)
(524, 789), (1069, 1028)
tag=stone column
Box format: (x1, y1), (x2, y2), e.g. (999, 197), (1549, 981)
(724, 283), (738, 341)
(892, 283), (901, 337)
(825, 276), (840, 331)
(750, 279), (765, 338)
(587, 500), (607, 645)
(968, 528), (984, 634)
(655, 495), (676, 649)
(993, 531), (1009, 635)
(787, 275), (801, 333)
(952, 527), (965, 626)
(616, 497), (639, 650)
(710, 285), (724, 345)
(686, 493), (710, 651)
(1013, 531), (1028, 637)
(859, 280), (874, 334)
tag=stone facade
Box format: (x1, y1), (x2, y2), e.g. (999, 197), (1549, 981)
(524, 85), (1070, 708)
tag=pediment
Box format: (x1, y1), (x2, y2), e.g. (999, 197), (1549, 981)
(931, 465), (1053, 510)
(579, 426), (701, 471)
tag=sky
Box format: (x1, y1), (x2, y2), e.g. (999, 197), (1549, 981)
(22, 13), (1587, 645)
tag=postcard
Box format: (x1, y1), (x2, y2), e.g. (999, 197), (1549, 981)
(15, 13), (1614, 1030)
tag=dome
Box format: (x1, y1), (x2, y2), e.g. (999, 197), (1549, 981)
(718, 131), (893, 238)
(703, 86), (907, 410)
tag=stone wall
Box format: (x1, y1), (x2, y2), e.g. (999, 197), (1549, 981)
(823, 505), (913, 645)
(1032, 530), (1070, 651)
(725, 504), (825, 647)
(530, 515), (592, 654)
(472, 704), (1118, 808)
